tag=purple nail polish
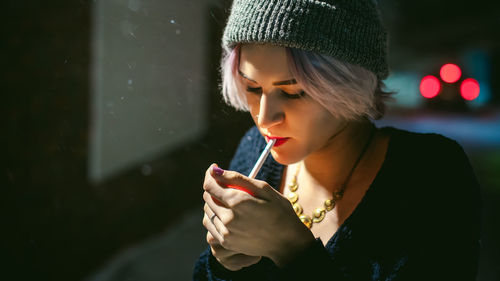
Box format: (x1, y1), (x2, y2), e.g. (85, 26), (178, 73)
(212, 166), (224, 176)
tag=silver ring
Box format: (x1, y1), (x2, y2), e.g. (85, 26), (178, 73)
(210, 213), (217, 223)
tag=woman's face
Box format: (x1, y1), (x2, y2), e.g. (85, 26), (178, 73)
(239, 44), (346, 165)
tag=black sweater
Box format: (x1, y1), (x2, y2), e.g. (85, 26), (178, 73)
(193, 126), (481, 281)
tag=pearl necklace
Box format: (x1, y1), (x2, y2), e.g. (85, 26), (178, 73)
(286, 127), (376, 229)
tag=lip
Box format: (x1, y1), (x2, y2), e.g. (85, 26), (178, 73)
(264, 136), (290, 147)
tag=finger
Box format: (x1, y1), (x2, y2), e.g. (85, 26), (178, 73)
(209, 240), (238, 258)
(208, 164), (273, 201)
(207, 232), (243, 260)
(203, 179), (231, 209)
(210, 244), (234, 259)
(203, 191), (228, 219)
(203, 200), (230, 234)
(202, 212), (223, 243)
(203, 164), (234, 208)
(206, 230), (219, 245)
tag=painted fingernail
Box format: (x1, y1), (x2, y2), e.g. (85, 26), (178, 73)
(212, 165), (224, 176)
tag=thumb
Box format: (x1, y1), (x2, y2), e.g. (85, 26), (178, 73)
(210, 164), (274, 200)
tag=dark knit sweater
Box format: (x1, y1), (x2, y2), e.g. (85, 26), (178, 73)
(193, 126), (481, 281)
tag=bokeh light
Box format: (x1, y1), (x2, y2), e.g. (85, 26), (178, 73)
(440, 63), (462, 83)
(420, 75), (441, 98)
(460, 78), (480, 101)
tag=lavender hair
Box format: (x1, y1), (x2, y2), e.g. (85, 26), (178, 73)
(220, 44), (394, 121)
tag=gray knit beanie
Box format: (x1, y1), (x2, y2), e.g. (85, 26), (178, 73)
(222, 0), (389, 80)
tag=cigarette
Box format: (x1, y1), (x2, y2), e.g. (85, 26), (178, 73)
(248, 138), (276, 179)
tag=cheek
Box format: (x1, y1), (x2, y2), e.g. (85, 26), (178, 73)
(245, 94), (261, 118)
(245, 92), (258, 106)
(268, 107), (337, 165)
(290, 104), (329, 129)
(315, 113), (339, 131)
(294, 108), (341, 143)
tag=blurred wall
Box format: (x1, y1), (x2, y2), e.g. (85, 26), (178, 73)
(3, 0), (251, 280)
(89, 0), (208, 182)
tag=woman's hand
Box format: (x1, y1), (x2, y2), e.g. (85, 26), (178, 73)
(204, 229), (262, 271)
(202, 164), (316, 267)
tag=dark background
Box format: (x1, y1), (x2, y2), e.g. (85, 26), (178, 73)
(3, 0), (499, 280)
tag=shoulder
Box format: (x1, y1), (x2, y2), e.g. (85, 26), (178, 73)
(385, 126), (459, 148)
(380, 127), (481, 238)
(383, 126), (469, 169)
(381, 126), (480, 209)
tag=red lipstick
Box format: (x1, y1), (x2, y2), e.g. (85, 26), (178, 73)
(265, 136), (290, 147)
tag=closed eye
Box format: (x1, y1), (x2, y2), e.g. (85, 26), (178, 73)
(246, 86), (262, 94)
(245, 87), (305, 99)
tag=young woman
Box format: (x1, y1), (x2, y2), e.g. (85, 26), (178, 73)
(193, 1), (481, 280)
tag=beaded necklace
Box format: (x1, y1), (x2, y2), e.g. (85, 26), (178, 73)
(287, 127), (376, 229)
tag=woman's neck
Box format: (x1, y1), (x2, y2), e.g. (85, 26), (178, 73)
(298, 120), (376, 194)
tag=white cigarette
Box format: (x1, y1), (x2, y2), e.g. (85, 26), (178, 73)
(248, 138), (276, 179)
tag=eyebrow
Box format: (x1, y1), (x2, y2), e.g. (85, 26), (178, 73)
(238, 69), (297, 86)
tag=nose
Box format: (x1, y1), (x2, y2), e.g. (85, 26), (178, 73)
(256, 92), (285, 129)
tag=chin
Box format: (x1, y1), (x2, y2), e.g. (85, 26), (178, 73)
(270, 149), (303, 166)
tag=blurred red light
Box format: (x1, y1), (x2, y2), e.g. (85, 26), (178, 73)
(440, 63), (462, 83)
(460, 78), (480, 101)
(420, 75), (441, 98)
(227, 185), (255, 196)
